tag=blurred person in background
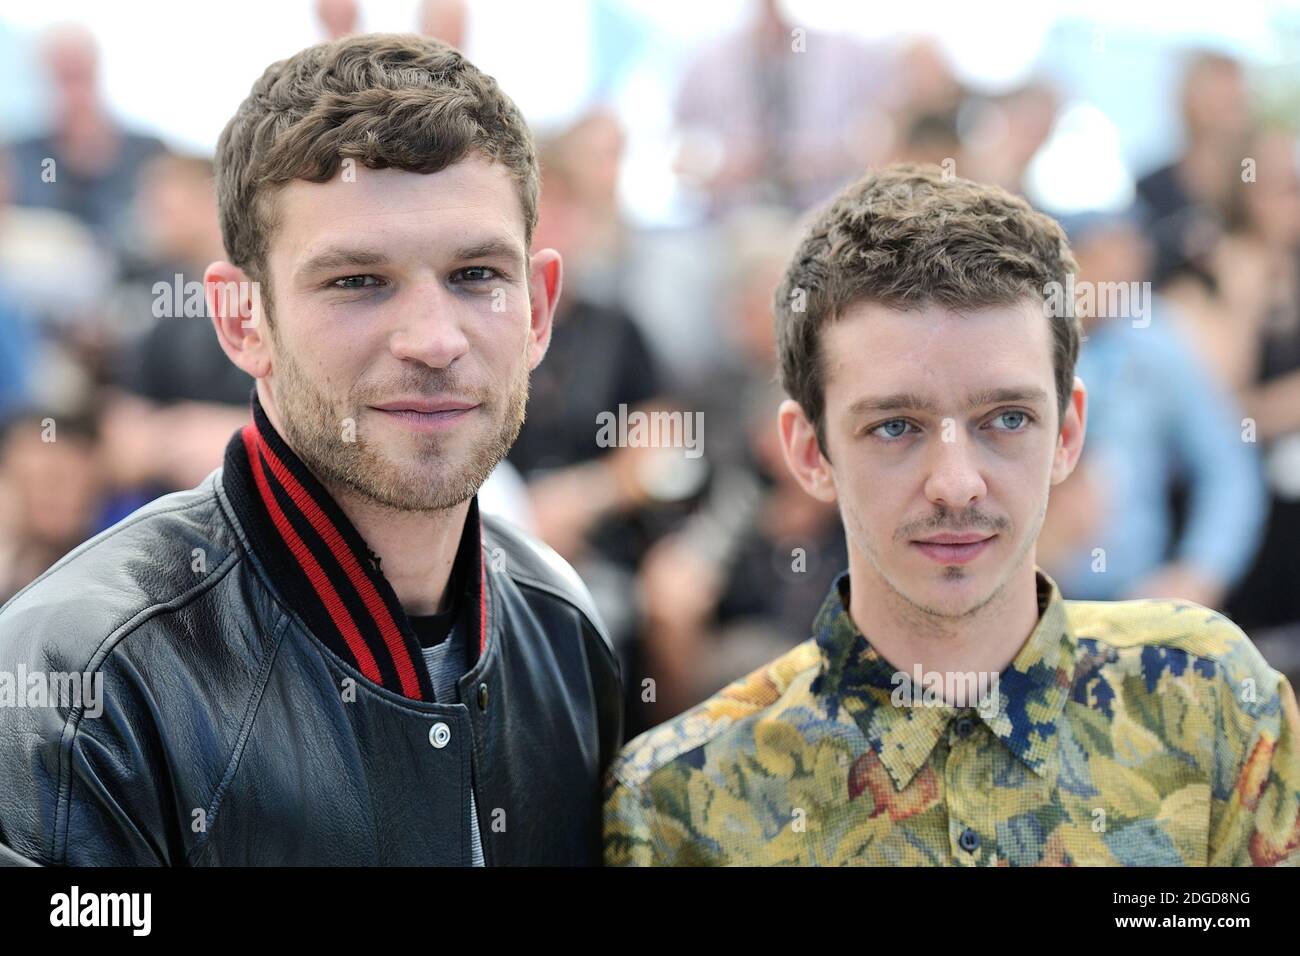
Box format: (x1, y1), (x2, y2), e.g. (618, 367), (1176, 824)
(1039, 210), (1266, 607)
(0, 144), (112, 414)
(0, 144), (111, 337)
(887, 78), (1055, 199)
(110, 151), (232, 347)
(1137, 51), (1252, 284)
(0, 410), (103, 604)
(672, 0), (897, 215)
(960, 81), (1059, 196)
(96, 152), (250, 525)
(0, 163), (38, 417)
(418, 0), (468, 50)
(893, 36), (965, 118)
(867, 38), (970, 172)
(1153, 217), (1259, 392)
(634, 210), (839, 723)
(508, 126), (674, 656)
(637, 384), (845, 723)
(544, 108), (628, 308)
(314, 0), (359, 40)
(1221, 128), (1300, 640)
(889, 108), (963, 171)
(684, 206), (797, 464)
(4, 24), (163, 258)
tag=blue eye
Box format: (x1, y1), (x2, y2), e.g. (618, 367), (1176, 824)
(991, 411), (1031, 431)
(871, 419), (916, 440)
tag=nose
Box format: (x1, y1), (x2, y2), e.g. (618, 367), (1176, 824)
(922, 430), (987, 510)
(388, 282), (471, 370)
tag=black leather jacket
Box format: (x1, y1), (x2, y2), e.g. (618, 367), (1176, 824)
(0, 399), (622, 865)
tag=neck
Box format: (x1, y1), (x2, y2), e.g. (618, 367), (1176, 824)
(846, 552), (1041, 693)
(324, 481), (470, 616)
(255, 384), (470, 617)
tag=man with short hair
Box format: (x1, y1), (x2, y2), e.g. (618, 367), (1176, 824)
(0, 33), (621, 866)
(604, 164), (1300, 866)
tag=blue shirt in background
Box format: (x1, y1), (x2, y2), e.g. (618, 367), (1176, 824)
(1052, 297), (1267, 600)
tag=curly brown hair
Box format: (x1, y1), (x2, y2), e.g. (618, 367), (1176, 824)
(774, 163), (1080, 454)
(215, 32), (538, 313)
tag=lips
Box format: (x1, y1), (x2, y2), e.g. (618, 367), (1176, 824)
(371, 398), (479, 414)
(368, 397), (481, 432)
(911, 533), (996, 565)
(914, 532), (992, 545)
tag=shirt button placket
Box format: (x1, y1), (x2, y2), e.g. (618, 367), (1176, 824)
(946, 709), (992, 865)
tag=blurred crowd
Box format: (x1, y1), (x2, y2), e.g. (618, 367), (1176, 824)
(1, 1), (1298, 735)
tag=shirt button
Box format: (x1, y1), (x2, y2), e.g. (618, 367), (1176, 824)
(429, 721), (451, 749)
(954, 717), (975, 738)
(477, 682), (489, 711)
(958, 828), (980, 853)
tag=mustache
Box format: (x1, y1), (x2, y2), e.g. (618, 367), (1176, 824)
(896, 509), (1009, 542)
(355, 374), (490, 404)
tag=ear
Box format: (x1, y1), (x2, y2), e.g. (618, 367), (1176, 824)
(1051, 375), (1087, 485)
(777, 398), (838, 503)
(525, 247), (562, 370)
(205, 260), (273, 380)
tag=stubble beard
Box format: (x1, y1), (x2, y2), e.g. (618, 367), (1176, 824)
(851, 491), (1044, 624)
(269, 330), (529, 513)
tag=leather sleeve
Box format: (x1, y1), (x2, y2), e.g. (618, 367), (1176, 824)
(584, 615), (625, 774)
(0, 617), (173, 866)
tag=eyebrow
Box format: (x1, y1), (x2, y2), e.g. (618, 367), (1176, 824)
(453, 238), (526, 265)
(296, 247), (389, 279)
(295, 238), (526, 280)
(848, 386), (1051, 417)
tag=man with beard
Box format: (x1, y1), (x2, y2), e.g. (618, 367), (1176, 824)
(0, 33), (621, 866)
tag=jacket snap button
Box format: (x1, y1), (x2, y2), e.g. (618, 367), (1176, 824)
(477, 682), (489, 711)
(429, 721), (451, 749)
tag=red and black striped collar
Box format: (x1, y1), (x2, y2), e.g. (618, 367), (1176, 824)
(221, 390), (489, 702)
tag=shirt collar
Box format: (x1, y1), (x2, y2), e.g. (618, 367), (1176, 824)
(220, 388), (489, 702)
(811, 567), (1075, 791)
